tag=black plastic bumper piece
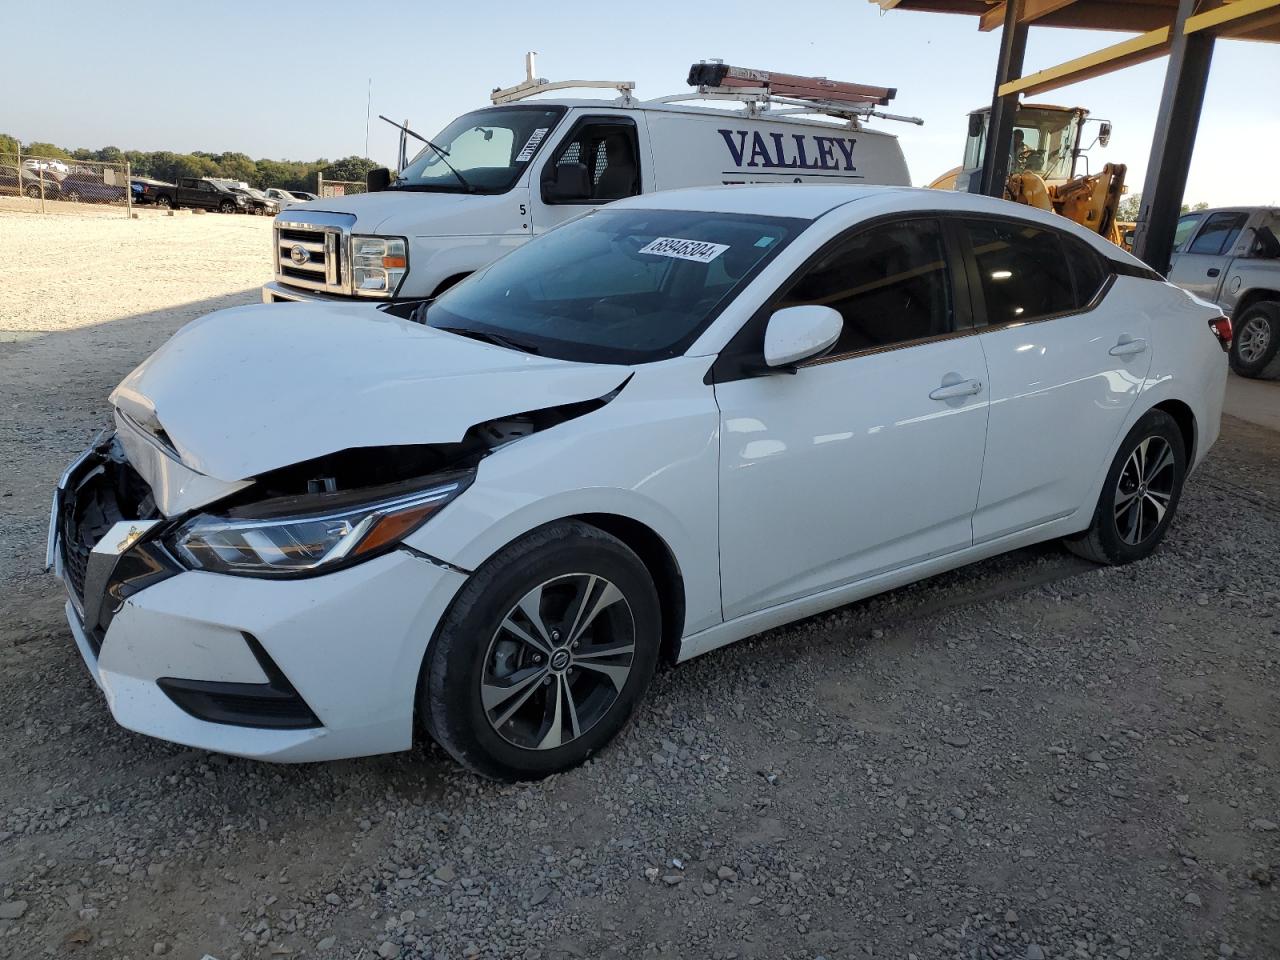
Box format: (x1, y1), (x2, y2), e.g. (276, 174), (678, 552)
(157, 632), (321, 731)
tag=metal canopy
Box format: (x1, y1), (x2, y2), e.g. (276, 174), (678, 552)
(872, 0), (1280, 272)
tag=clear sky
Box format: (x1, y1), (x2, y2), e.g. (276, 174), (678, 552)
(4, 0), (1277, 206)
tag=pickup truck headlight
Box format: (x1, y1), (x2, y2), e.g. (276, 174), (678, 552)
(168, 473), (469, 577)
(352, 235), (409, 298)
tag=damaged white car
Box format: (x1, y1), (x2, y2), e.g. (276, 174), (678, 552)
(50, 185), (1228, 779)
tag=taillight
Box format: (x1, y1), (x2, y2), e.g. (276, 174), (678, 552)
(1208, 315), (1232, 352)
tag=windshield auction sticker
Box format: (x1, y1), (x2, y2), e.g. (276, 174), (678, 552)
(516, 128), (550, 162)
(638, 237), (730, 263)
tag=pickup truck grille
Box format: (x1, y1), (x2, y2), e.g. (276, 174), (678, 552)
(273, 215), (352, 295)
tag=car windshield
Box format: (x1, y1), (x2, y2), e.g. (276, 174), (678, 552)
(424, 207), (804, 364)
(390, 106), (566, 195)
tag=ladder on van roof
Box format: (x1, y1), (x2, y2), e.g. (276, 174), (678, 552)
(670, 61), (923, 127)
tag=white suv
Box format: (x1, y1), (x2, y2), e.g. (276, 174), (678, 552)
(51, 185), (1228, 779)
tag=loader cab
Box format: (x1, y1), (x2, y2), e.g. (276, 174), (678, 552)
(955, 104), (1097, 191)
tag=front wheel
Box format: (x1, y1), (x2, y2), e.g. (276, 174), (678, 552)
(1065, 409), (1186, 565)
(218, 200), (235, 214)
(155, 195), (172, 209)
(23, 184), (40, 198)
(66, 189), (82, 202)
(421, 521), (661, 781)
(1229, 302), (1280, 380)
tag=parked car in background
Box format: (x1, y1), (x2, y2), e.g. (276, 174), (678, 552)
(131, 177), (177, 207)
(263, 188), (313, 209)
(51, 185), (1228, 778)
(172, 177), (250, 213)
(230, 186), (279, 216)
(23, 158), (71, 175)
(0, 163), (63, 198)
(60, 171), (128, 204)
(1168, 206), (1280, 379)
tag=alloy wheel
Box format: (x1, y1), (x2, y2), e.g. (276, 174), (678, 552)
(1114, 436), (1175, 545)
(1236, 315), (1272, 364)
(481, 573), (635, 751)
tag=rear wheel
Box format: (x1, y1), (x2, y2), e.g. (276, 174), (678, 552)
(421, 521), (661, 781)
(1229, 302), (1280, 380)
(66, 189), (82, 202)
(1065, 409), (1186, 565)
(23, 184), (40, 198)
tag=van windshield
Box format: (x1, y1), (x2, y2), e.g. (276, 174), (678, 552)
(390, 106), (566, 195)
(423, 207), (804, 364)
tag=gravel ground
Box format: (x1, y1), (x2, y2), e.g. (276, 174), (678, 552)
(1, 210), (1278, 960)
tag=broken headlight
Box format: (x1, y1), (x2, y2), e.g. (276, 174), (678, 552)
(169, 475), (468, 577)
(352, 235), (408, 298)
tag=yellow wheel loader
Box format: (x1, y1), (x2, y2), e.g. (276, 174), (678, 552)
(930, 104), (1128, 248)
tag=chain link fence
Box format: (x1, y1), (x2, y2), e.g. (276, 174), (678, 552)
(0, 152), (133, 216)
(317, 174), (367, 198)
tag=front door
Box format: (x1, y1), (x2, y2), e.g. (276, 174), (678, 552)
(714, 218), (990, 620)
(1167, 210), (1249, 300)
(961, 217), (1152, 542)
(531, 116), (642, 234)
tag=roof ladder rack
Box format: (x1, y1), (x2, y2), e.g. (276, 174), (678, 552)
(491, 52), (635, 106)
(669, 61), (923, 126)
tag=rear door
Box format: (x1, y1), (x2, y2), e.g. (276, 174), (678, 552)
(1167, 210), (1250, 301)
(962, 217), (1151, 542)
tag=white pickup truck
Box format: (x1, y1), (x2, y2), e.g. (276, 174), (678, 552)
(262, 62), (917, 306)
(1169, 206), (1280, 379)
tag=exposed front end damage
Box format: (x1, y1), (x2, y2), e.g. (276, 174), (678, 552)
(49, 334), (629, 760)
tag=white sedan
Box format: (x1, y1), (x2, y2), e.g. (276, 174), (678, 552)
(49, 185), (1229, 779)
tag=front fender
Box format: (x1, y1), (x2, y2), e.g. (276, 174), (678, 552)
(404, 358), (723, 635)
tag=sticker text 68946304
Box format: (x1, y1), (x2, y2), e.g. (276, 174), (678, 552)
(637, 237), (730, 264)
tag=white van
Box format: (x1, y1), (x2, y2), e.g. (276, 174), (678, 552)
(262, 62), (917, 304)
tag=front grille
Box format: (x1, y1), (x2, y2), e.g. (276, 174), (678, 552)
(274, 221), (348, 294)
(60, 446), (158, 623)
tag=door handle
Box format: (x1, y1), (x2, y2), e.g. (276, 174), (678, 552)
(1109, 336), (1148, 358)
(929, 377), (983, 401)
(1207, 268), (1221, 277)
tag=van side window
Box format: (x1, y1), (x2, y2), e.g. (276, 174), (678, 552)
(963, 219), (1074, 324)
(1188, 212), (1248, 256)
(545, 119), (640, 204)
(778, 219), (954, 357)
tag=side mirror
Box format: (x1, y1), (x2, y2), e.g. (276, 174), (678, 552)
(366, 167), (392, 193)
(542, 162), (591, 202)
(967, 113), (984, 139)
(763, 305), (843, 370)
(1099, 122), (1112, 148)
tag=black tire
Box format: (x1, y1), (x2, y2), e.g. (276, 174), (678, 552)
(66, 189), (81, 202)
(23, 184), (40, 198)
(218, 200), (235, 214)
(155, 195), (172, 209)
(1229, 301), (1280, 380)
(421, 520), (661, 781)
(1065, 409), (1187, 565)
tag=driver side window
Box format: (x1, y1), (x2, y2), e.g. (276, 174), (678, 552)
(544, 119), (641, 204)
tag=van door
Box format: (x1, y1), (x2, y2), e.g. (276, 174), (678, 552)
(529, 115), (643, 233)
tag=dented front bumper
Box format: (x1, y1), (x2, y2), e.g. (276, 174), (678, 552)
(49, 437), (469, 762)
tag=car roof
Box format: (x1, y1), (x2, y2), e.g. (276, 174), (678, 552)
(613, 184), (910, 220)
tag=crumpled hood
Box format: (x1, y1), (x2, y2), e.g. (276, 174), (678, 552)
(296, 189), (505, 236)
(110, 302), (629, 483)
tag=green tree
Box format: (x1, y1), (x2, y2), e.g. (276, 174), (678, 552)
(323, 155), (378, 183)
(0, 132), (18, 162)
(24, 141), (72, 160)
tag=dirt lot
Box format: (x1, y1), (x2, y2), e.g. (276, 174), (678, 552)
(1, 210), (1279, 960)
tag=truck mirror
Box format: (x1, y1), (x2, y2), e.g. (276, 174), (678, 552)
(967, 113), (984, 139)
(543, 162), (591, 202)
(1099, 122), (1112, 148)
(366, 167), (392, 193)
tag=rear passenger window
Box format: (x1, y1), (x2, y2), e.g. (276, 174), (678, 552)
(778, 219), (953, 357)
(1063, 238), (1108, 307)
(1188, 212), (1248, 256)
(964, 219), (1073, 324)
